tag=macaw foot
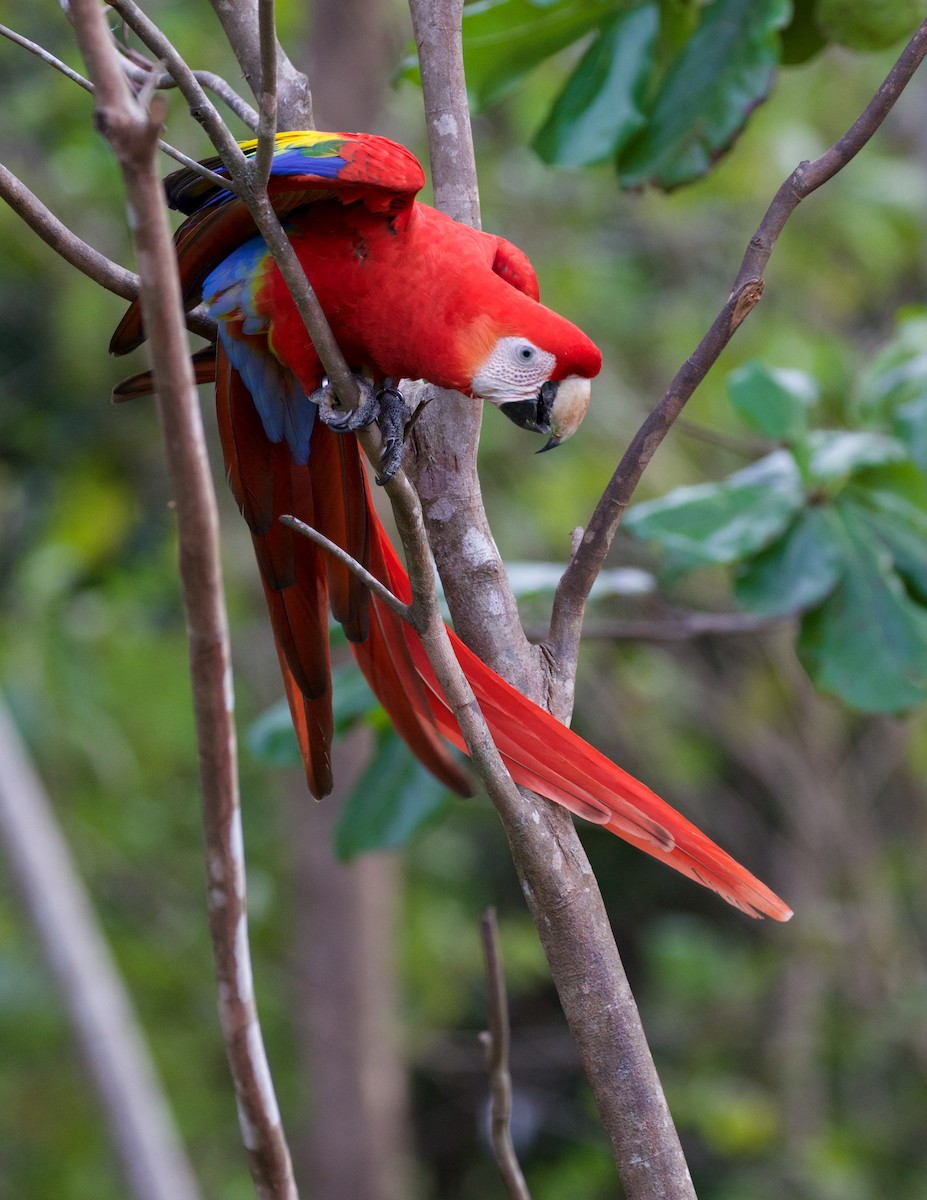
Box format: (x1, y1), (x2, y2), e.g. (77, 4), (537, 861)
(312, 374), (381, 433)
(311, 374), (411, 485)
(373, 386), (408, 485)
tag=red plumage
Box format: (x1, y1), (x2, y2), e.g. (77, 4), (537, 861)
(111, 131), (791, 921)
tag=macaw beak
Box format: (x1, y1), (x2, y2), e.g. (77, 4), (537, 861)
(499, 376), (591, 450)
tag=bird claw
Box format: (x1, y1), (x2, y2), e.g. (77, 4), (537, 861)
(310, 374), (411, 484)
(312, 374), (381, 433)
(373, 387), (410, 484)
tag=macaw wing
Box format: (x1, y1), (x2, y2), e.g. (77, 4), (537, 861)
(110, 131), (426, 356)
(165, 131), (426, 217)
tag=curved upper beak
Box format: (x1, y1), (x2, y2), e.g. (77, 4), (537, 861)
(499, 376), (591, 450)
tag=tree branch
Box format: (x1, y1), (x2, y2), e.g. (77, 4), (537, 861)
(406, 0), (541, 698)
(251, 0), (278, 191)
(0, 21), (242, 190)
(279, 514), (410, 620)
(548, 17), (927, 679)
(206, 0), (313, 130)
(0, 163), (216, 340)
(404, 5), (696, 1197)
(68, 2), (297, 1195)
(480, 908), (532, 1200)
(0, 694), (204, 1200)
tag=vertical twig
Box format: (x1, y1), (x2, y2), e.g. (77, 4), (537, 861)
(0, 695), (204, 1200)
(251, 0), (278, 190)
(68, 2), (298, 1195)
(480, 909), (532, 1200)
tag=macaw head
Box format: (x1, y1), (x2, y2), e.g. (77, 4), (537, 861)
(467, 323), (602, 450)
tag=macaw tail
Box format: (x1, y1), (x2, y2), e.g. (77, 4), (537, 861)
(350, 507), (792, 922)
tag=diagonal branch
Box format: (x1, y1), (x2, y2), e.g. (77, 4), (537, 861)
(67, 2), (298, 1195)
(0, 164), (216, 340)
(547, 16), (927, 680)
(0, 22), (239, 189)
(279, 514), (410, 620)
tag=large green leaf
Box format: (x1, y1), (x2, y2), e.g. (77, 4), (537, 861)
(624, 450), (805, 570)
(893, 395), (927, 475)
(727, 361), (818, 443)
(459, 0), (629, 110)
(842, 474), (927, 603)
(533, 4), (658, 167)
(806, 430), (907, 487)
(734, 507), (841, 616)
(617, 0), (790, 189)
(797, 505), (927, 713)
(334, 731), (454, 859)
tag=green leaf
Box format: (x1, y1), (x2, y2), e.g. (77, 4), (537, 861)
(333, 731), (453, 859)
(797, 505), (927, 713)
(246, 699), (301, 767)
(854, 310), (927, 424)
(727, 361), (819, 442)
(734, 507), (841, 616)
(892, 395), (927, 475)
(806, 430), (907, 486)
(617, 0), (789, 189)
(625, 450), (805, 571)
(246, 663), (382, 768)
(457, 0), (629, 110)
(533, 4), (658, 167)
(842, 477), (927, 602)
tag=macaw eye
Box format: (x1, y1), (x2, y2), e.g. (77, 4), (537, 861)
(516, 344), (537, 363)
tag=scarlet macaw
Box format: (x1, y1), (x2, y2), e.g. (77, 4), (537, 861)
(112, 131), (791, 921)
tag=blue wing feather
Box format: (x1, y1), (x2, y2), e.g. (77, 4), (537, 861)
(204, 237), (316, 465)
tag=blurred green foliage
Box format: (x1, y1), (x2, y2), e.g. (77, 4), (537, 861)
(2, 3), (927, 1199)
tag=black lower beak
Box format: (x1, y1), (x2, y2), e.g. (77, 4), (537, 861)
(500, 381), (559, 437)
(500, 398), (548, 434)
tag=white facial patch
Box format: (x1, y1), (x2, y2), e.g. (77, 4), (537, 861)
(471, 337), (557, 406)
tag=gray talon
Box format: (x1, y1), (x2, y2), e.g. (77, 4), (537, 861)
(310, 373), (412, 484)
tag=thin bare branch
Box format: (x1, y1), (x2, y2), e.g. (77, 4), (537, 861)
(280, 514), (410, 620)
(0, 163), (216, 342)
(548, 17), (927, 675)
(118, 54), (260, 129)
(0, 695), (204, 1200)
(0, 20), (93, 90)
(68, 2), (297, 1194)
(252, 0), (279, 191)
(480, 908), (532, 1200)
(0, 21), (237, 191)
(107, 0), (248, 176)
(0, 161), (138, 298)
(205, 0), (313, 129)
(525, 610), (785, 643)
